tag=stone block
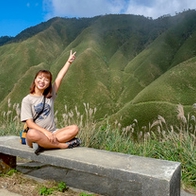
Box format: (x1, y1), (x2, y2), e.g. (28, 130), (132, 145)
(0, 136), (181, 196)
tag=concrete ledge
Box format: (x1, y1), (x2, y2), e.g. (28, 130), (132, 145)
(0, 136), (181, 196)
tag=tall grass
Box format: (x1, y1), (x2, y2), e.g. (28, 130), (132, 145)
(57, 102), (97, 147)
(0, 101), (196, 191)
(0, 99), (22, 135)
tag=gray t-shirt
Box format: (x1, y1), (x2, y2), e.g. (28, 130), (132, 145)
(21, 92), (56, 132)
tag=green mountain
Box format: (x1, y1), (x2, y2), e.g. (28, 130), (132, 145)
(1, 10), (196, 128)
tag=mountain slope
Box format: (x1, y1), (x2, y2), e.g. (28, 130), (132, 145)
(108, 56), (196, 127)
(1, 11), (196, 128)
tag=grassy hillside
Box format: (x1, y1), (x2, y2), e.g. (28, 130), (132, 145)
(107, 57), (196, 127)
(1, 10), (196, 129)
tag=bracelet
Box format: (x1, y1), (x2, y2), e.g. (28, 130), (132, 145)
(67, 60), (72, 64)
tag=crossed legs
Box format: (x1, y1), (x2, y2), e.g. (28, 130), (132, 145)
(26, 125), (79, 149)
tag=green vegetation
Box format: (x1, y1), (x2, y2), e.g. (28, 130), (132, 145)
(39, 181), (67, 195)
(1, 10), (196, 128)
(0, 169), (18, 177)
(39, 186), (54, 196)
(80, 193), (94, 196)
(1, 10), (196, 193)
(1, 101), (196, 192)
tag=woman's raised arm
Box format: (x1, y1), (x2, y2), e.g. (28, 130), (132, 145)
(53, 50), (76, 94)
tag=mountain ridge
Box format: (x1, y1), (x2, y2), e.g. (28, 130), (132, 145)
(1, 10), (196, 128)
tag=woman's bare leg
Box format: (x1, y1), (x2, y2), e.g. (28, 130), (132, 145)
(26, 129), (68, 149)
(26, 125), (79, 149)
(54, 125), (79, 143)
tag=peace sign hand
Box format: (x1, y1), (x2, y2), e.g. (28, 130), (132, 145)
(67, 50), (76, 64)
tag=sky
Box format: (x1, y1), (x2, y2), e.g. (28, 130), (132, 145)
(0, 0), (195, 37)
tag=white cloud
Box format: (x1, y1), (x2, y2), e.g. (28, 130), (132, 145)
(43, 0), (129, 20)
(44, 0), (110, 19)
(43, 0), (196, 20)
(126, 0), (196, 18)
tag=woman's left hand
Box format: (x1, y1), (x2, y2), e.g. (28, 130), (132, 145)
(44, 130), (57, 143)
(67, 50), (76, 64)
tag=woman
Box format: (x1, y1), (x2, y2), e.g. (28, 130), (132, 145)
(21, 50), (81, 154)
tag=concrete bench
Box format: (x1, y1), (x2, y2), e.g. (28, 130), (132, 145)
(0, 136), (181, 196)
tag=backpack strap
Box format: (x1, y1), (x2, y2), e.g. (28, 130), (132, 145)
(34, 96), (46, 121)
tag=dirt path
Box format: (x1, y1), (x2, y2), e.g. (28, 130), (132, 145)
(0, 172), (84, 196)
